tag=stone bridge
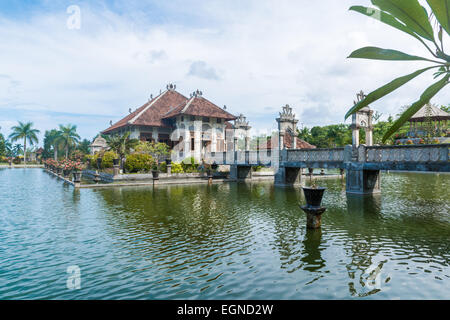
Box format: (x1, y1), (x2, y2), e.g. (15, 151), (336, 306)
(205, 143), (450, 194)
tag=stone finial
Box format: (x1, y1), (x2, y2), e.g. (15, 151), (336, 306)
(279, 104), (296, 121)
(129, 108), (132, 114)
(235, 114), (249, 127)
(354, 90), (367, 105)
(224, 105), (227, 110)
(167, 83), (176, 91)
(110, 120), (113, 126)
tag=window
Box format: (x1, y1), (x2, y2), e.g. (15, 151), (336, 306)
(216, 118), (222, 124)
(203, 117), (210, 122)
(181, 116), (184, 122)
(191, 116), (195, 121)
(191, 138), (195, 151)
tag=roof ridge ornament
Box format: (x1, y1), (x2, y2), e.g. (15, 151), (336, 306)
(192, 89), (203, 97)
(166, 83), (176, 91)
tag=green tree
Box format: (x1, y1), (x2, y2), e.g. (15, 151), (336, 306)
(43, 129), (63, 160)
(13, 144), (23, 157)
(346, 1), (450, 142)
(104, 132), (139, 167)
(77, 139), (91, 155)
(58, 124), (81, 159)
(0, 133), (6, 157)
(440, 104), (450, 113)
(8, 121), (40, 165)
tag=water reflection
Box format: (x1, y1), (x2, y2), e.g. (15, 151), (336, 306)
(1, 169), (448, 299)
(301, 229), (325, 272)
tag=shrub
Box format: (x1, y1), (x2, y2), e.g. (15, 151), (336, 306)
(171, 162), (183, 173)
(92, 151), (117, 169)
(181, 157), (199, 173)
(13, 157), (22, 164)
(125, 153), (155, 173)
(70, 150), (85, 162)
(406, 140), (413, 145)
(432, 138), (440, 144)
(160, 162), (167, 173)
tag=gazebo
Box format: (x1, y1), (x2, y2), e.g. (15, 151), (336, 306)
(407, 103), (449, 138)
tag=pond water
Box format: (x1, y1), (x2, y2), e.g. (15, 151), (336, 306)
(0, 168), (449, 299)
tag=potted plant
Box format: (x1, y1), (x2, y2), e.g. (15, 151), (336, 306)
(72, 162), (85, 183)
(302, 180), (326, 208)
(211, 162), (218, 171)
(151, 163), (159, 179)
(113, 158), (120, 166)
(165, 158), (172, 165)
(96, 157), (103, 170)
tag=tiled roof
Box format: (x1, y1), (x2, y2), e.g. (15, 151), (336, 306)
(102, 90), (188, 134)
(162, 95), (237, 121)
(259, 135), (316, 150)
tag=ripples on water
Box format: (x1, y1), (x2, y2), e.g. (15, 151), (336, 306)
(0, 169), (448, 299)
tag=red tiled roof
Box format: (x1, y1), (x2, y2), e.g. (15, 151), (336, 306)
(260, 135), (315, 150)
(102, 90), (188, 134)
(162, 95), (237, 121)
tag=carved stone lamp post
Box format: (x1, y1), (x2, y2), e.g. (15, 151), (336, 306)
(94, 157), (102, 184)
(300, 187), (327, 229)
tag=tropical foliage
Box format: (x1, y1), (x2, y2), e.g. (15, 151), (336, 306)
(346, 0), (450, 142)
(8, 122), (40, 165)
(104, 132), (139, 166)
(58, 124), (81, 158)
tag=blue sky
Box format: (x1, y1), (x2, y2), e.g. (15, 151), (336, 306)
(0, 0), (448, 146)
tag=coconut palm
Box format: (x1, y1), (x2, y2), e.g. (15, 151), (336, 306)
(346, 1), (450, 142)
(44, 129), (63, 160)
(104, 132), (139, 167)
(8, 122), (40, 165)
(58, 124), (81, 159)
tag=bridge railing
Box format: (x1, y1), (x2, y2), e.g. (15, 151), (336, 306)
(204, 150), (272, 166)
(285, 148), (345, 163)
(364, 144), (449, 163)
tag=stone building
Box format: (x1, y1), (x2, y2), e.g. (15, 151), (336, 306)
(102, 84), (239, 161)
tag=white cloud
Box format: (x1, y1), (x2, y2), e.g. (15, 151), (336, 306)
(0, 0), (448, 142)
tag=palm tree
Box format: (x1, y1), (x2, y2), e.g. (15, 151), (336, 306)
(58, 124), (80, 158)
(104, 132), (139, 167)
(13, 144), (23, 157)
(9, 122), (40, 165)
(44, 129), (63, 160)
(5, 140), (13, 157)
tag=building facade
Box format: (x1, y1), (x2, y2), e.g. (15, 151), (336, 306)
(102, 84), (239, 161)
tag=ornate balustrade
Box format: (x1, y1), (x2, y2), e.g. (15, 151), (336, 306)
(364, 144), (449, 163)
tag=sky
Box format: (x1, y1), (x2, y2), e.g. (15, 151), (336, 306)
(0, 0), (449, 146)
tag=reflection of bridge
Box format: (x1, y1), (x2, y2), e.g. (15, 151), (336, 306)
(205, 143), (450, 194)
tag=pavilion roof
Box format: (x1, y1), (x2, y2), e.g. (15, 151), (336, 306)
(162, 93), (237, 121)
(409, 104), (450, 122)
(102, 89), (188, 134)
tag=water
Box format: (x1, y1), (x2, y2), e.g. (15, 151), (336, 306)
(0, 168), (449, 299)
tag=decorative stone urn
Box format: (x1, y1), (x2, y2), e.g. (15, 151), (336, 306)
(73, 171), (82, 183)
(152, 170), (159, 179)
(165, 158), (172, 165)
(57, 167), (63, 176)
(113, 158), (120, 166)
(300, 187), (327, 229)
(63, 169), (71, 178)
